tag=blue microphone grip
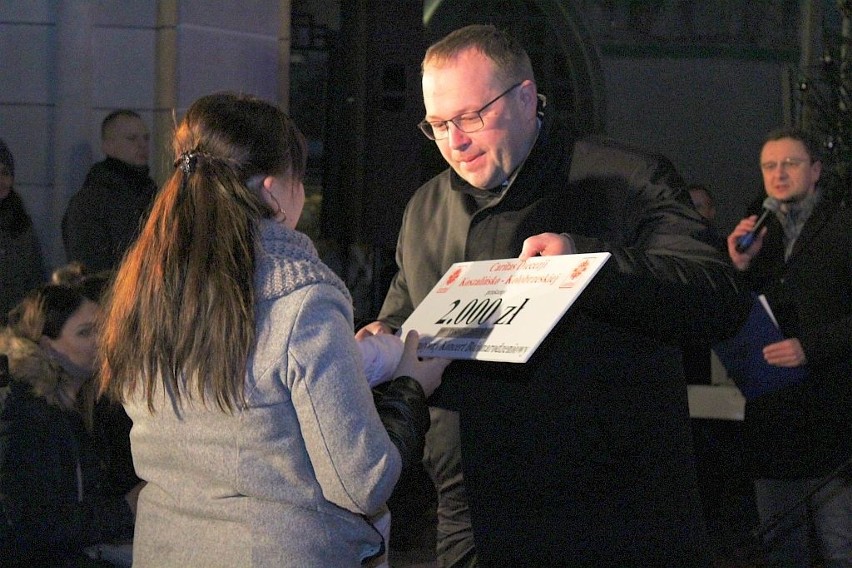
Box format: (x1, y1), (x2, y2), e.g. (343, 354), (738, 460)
(734, 197), (778, 253)
(735, 231), (756, 253)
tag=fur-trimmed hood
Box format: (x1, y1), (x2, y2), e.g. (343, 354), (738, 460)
(0, 326), (71, 409)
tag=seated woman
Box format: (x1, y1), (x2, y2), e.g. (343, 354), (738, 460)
(0, 282), (142, 567)
(52, 264), (142, 498)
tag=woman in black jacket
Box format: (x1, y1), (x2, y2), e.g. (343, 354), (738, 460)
(0, 283), (142, 567)
(0, 138), (45, 322)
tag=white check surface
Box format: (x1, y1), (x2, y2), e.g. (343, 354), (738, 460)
(401, 253), (610, 363)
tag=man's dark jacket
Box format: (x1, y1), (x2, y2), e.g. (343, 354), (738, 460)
(377, 108), (749, 566)
(62, 157), (157, 272)
(738, 192), (850, 480)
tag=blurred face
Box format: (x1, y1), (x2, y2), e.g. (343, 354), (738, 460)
(42, 299), (100, 375)
(689, 188), (716, 221)
(102, 114), (150, 166)
(422, 49), (538, 190)
(0, 163), (12, 200)
(760, 138), (821, 204)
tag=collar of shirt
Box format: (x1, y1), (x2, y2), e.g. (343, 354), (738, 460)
(487, 115), (544, 196)
(776, 187), (821, 258)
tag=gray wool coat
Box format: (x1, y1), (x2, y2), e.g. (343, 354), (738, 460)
(126, 221), (401, 567)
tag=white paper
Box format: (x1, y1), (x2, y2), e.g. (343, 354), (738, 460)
(687, 385), (745, 421)
(757, 294), (779, 328)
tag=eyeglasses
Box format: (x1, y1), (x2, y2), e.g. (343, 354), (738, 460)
(760, 157), (810, 172)
(418, 82), (523, 140)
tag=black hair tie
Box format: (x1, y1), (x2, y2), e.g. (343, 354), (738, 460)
(175, 151), (198, 175)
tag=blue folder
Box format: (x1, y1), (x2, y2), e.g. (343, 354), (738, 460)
(712, 295), (808, 400)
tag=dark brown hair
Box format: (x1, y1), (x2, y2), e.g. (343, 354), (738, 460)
(764, 128), (823, 163)
(8, 283), (99, 424)
(99, 93), (307, 413)
(423, 24), (534, 85)
(100, 109), (143, 140)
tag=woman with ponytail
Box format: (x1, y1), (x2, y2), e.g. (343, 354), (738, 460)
(99, 93), (447, 567)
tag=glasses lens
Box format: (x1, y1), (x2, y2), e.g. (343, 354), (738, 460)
(418, 121), (436, 140)
(453, 113), (484, 134)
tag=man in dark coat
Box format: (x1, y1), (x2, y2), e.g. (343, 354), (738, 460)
(726, 128), (851, 567)
(358, 24), (748, 566)
(62, 109), (157, 272)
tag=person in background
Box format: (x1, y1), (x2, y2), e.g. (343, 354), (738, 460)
(52, 263), (142, 499)
(0, 138), (45, 323)
(358, 24), (748, 567)
(681, 183), (724, 383)
(683, 184), (757, 563)
(98, 92), (448, 567)
(689, 183), (718, 222)
(0, 281), (141, 567)
(727, 128), (851, 567)
(688, 183), (726, 252)
(62, 110), (157, 272)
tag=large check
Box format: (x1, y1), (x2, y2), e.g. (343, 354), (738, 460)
(400, 252), (611, 363)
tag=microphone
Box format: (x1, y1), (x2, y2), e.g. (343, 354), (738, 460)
(735, 196), (780, 253)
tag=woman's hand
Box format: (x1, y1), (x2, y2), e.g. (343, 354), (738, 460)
(355, 320), (393, 340)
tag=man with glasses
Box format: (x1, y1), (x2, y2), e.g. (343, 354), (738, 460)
(62, 110), (157, 272)
(726, 129), (851, 567)
(358, 24), (747, 566)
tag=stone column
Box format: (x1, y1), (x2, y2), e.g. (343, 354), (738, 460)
(51, 0), (95, 268)
(279, 0), (293, 113)
(152, 0), (179, 184)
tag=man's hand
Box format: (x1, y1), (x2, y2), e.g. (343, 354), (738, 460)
(519, 233), (575, 260)
(392, 330), (450, 397)
(727, 214), (767, 271)
(355, 321), (393, 340)
(763, 338), (807, 368)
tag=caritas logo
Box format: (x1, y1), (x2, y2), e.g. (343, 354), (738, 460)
(445, 267), (462, 286)
(559, 258), (591, 289)
(437, 267), (463, 293)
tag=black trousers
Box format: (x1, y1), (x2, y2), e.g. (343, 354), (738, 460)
(422, 407), (478, 568)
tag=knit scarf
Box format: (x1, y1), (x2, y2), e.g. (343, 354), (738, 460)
(777, 189), (820, 260)
(254, 219), (351, 304)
